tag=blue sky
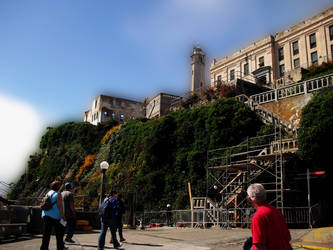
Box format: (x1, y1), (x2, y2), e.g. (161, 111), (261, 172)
(0, 0), (332, 184)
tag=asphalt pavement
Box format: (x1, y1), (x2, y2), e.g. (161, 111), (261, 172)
(0, 227), (308, 250)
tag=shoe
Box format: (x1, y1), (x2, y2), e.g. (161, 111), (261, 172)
(63, 246), (69, 250)
(114, 243), (122, 249)
(120, 238), (126, 242)
(65, 238), (75, 243)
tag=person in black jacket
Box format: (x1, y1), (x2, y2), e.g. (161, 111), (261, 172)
(116, 194), (126, 241)
(98, 191), (121, 249)
(110, 194), (126, 243)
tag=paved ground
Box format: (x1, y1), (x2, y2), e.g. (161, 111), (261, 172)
(0, 227), (309, 250)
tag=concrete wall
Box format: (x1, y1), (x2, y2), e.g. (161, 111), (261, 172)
(146, 93), (180, 119)
(261, 93), (313, 129)
(84, 95), (145, 125)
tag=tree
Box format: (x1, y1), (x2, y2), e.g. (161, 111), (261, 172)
(298, 87), (333, 172)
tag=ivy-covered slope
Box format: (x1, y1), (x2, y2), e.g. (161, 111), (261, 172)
(298, 87), (333, 172)
(9, 98), (264, 210)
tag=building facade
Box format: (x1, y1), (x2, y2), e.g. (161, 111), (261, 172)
(145, 93), (180, 119)
(210, 7), (333, 88)
(84, 95), (145, 125)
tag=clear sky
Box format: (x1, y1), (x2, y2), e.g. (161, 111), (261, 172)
(0, 0), (332, 185)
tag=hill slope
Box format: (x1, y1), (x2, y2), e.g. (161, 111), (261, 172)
(9, 98), (266, 210)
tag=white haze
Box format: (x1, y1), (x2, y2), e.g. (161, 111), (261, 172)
(0, 93), (42, 188)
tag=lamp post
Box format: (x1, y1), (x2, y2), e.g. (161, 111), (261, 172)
(99, 161), (109, 206)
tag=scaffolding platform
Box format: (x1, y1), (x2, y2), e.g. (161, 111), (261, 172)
(202, 131), (298, 227)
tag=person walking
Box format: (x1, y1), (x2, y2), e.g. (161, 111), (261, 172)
(111, 194), (126, 243)
(62, 182), (76, 243)
(40, 180), (68, 250)
(247, 183), (292, 250)
(98, 191), (122, 249)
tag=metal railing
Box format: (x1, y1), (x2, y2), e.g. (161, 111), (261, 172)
(250, 73), (333, 105)
(136, 207), (315, 229)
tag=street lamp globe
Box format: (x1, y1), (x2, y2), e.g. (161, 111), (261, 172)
(100, 161), (109, 170)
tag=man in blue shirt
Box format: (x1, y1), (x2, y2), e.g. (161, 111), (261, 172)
(98, 191), (121, 249)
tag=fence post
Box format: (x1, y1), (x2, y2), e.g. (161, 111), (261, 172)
(307, 168), (312, 229)
(304, 81), (308, 94)
(203, 198), (206, 228)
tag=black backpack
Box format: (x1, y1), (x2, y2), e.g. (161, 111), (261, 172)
(98, 198), (111, 218)
(40, 192), (57, 211)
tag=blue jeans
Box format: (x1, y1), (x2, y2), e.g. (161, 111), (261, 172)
(98, 218), (119, 249)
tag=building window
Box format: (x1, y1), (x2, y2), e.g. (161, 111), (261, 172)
(294, 58), (300, 69)
(279, 64), (285, 77)
(331, 45), (333, 60)
(104, 111), (109, 116)
(120, 114), (124, 122)
(230, 69), (235, 80)
(94, 100), (97, 108)
(217, 75), (222, 82)
(259, 56), (264, 67)
(244, 63), (249, 76)
(278, 47), (284, 61)
(311, 51), (318, 64)
(292, 41), (299, 56)
(309, 33), (316, 49)
(329, 25), (333, 40)
(112, 112), (115, 119)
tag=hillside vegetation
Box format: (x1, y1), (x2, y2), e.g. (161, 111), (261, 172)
(9, 88), (333, 211)
(9, 98), (263, 210)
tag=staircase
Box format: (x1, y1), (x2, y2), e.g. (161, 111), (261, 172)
(235, 94), (296, 135)
(200, 132), (299, 227)
(236, 73), (333, 135)
(192, 197), (226, 227)
(192, 74), (333, 227)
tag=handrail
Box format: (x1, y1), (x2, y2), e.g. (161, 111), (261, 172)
(219, 171), (243, 194)
(250, 73), (333, 105)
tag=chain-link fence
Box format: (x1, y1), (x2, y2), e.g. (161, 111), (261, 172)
(136, 206), (316, 229)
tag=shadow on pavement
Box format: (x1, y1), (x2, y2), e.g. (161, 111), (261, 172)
(72, 244), (113, 249)
(0, 234), (42, 244)
(126, 242), (164, 247)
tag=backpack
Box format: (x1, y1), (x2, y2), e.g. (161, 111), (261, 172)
(98, 198), (111, 218)
(40, 192), (57, 211)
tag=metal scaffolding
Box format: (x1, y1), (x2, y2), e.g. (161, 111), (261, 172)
(203, 128), (298, 226)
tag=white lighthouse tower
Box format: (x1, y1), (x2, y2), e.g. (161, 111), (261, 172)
(190, 46), (206, 92)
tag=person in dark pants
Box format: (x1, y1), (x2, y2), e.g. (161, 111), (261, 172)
(243, 237), (252, 250)
(98, 191), (121, 250)
(111, 194), (126, 243)
(62, 182), (76, 243)
(40, 180), (68, 250)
